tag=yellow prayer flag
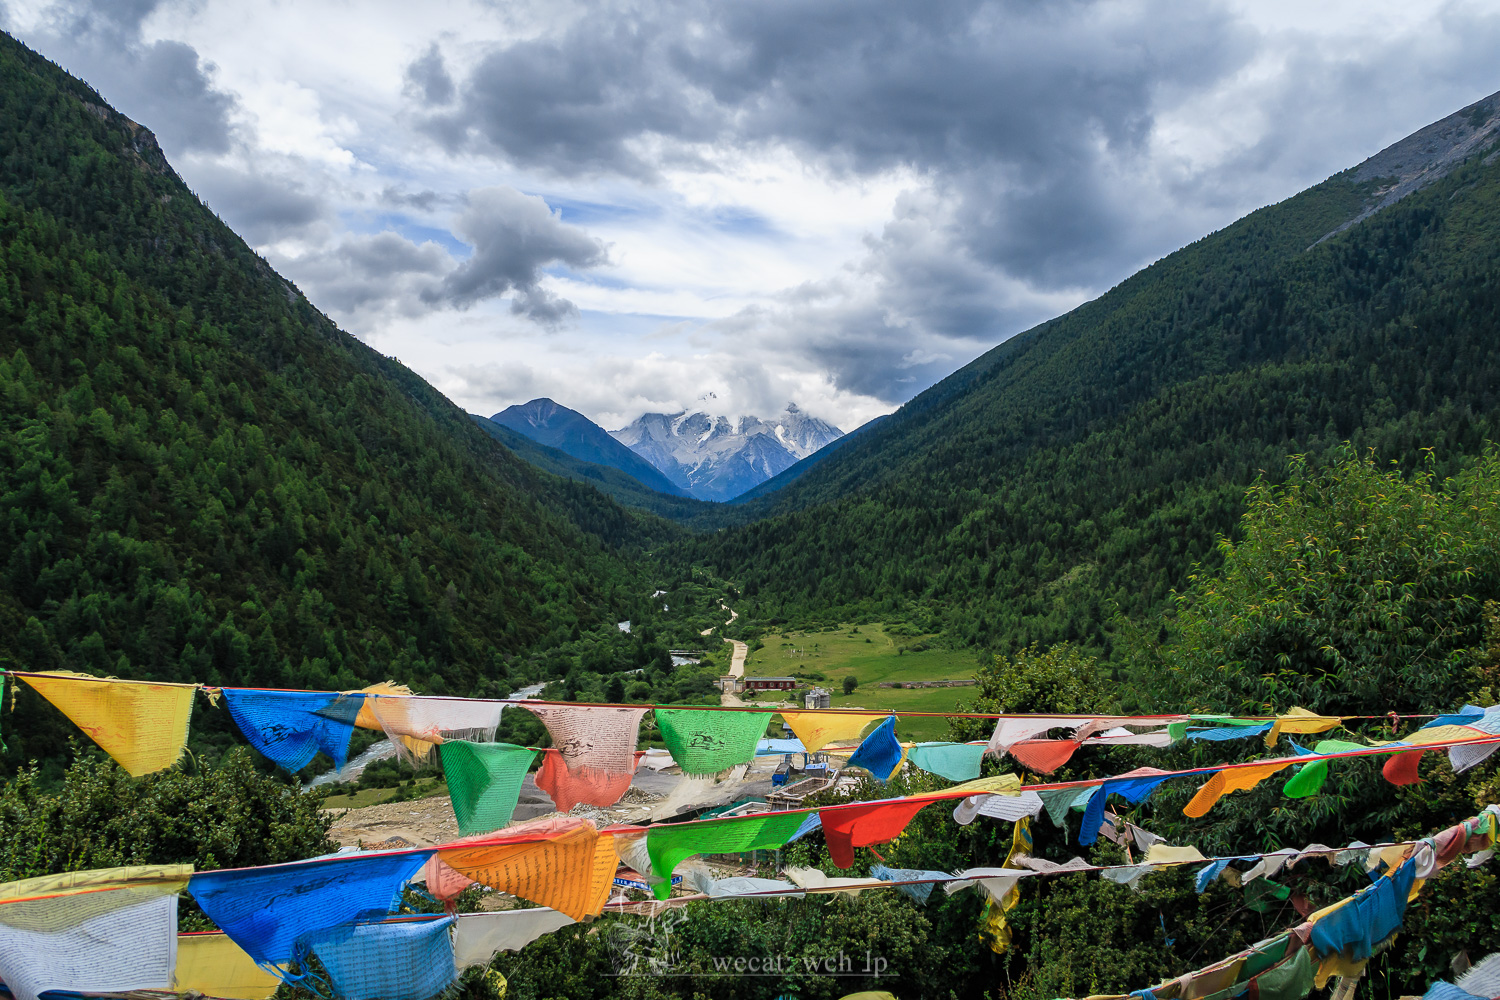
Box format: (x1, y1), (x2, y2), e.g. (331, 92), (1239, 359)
(19, 673), (196, 776)
(353, 682), (433, 760)
(782, 711), (882, 752)
(1182, 762), (1291, 818)
(1264, 707), (1342, 747)
(0, 865), (193, 930)
(915, 773), (1022, 800)
(1401, 724), (1485, 746)
(175, 933), (280, 999)
(1314, 950), (1367, 990)
(1143, 844), (1208, 865)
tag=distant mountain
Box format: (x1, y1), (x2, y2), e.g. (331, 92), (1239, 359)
(489, 398), (692, 498)
(611, 404), (844, 502)
(471, 415), (719, 525)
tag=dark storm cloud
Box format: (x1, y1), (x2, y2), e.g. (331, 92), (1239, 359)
(404, 43), (455, 105)
(412, 0), (1260, 389)
(415, 12), (719, 179)
(422, 0), (1249, 286)
(291, 231), (450, 320)
(187, 163), (327, 244)
(16, 0), (236, 155)
(427, 186), (609, 326)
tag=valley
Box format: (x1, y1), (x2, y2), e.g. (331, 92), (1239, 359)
(0, 23), (1497, 1000)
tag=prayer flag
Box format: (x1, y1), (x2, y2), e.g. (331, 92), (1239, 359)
(1008, 739), (1082, 774)
(298, 916), (457, 1000)
(535, 749), (638, 811)
(439, 740), (537, 834)
(987, 716), (1079, 755)
(20, 671), (196, 776)
(870, 864), (952, 904)
(220, 688), (364, 772)
(366, 695), (504, 766)
(454, 909), (577, 968)
(846, 715), (905, 781)
(1281, 740), (1365, 799)
(908, 742), (986, 781)
(646, 810), (810, 897)
(1266, 707), (1342, 747)
(1183, 761), (1291, 818)
(526, 705), (647, 806)
(0, 865), (192, 1000)
(821, 798), (935, 868)
(1382, 748), (1425, 786)
(1080, 768), (1177, 846)
(175, 933), (281, 999)
(784, 867), (886, 895)
(437, 817), (622, 920)
(655, 707), (770, 774)
(188, 850), (430, 965)
(781, 711), (880, 752)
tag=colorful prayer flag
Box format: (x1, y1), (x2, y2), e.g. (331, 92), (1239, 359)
(20, 672), (196, 776)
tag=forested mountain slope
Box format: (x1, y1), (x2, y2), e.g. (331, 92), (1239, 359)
(684, 91), (1500, 655)
(0, 33), (658, 768)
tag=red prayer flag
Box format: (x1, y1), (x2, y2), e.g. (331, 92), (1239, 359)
(1381, 748), (1424, 786)
(820, 799), (935, 868)
(1008, 739), (1081, 774)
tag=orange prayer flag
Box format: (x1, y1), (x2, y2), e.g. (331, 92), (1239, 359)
(436, 817), (622, 920)
(535, 750), (638, 810)
(1183, 762), (1290, 818)
(1008, 739), (1081, 774)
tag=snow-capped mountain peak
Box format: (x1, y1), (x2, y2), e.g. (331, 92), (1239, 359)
(610, 403), (843, 501)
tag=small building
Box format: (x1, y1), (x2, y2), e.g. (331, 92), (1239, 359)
(616, 621), (631, 633)
(744, 676), (796, 691)
(804, 686), (831, 709)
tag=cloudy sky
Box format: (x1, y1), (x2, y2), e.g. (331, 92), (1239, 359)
(5, 0), (1498, 432)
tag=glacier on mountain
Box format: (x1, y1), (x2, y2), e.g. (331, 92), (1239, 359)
(610, 403), (843, 501)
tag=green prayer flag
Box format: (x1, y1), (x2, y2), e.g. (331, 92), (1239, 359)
(908, 742), (986, 781)
(1282, 740), (1364, 799)
(439, 740), (537, 834)
(1252, 946), (1315, 1000)
(1282, 760), (1328, 798)
(1241, 932), (1290, 977)
(655, 708), (771, 775)
(647, 810), (811, 898)
(1244, 878), (1293, 914)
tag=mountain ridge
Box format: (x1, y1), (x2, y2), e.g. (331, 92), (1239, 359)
(488, 398), (692, 499)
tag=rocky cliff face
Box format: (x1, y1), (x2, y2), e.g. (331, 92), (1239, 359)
(611, 403), (844, 501)
(1317, 89), (1500, 243)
